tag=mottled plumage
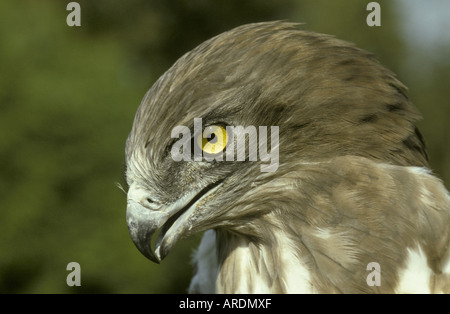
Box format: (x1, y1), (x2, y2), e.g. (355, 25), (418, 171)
(125, 22), (450, 293)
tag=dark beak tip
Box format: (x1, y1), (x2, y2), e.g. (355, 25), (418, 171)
(145, 251), (160, 264)
(134, 240), (162, 264)
(149, 254), (161, 264)
(154, 243), (168, 263)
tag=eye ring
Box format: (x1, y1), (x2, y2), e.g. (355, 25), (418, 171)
(197, 125), (228, 155)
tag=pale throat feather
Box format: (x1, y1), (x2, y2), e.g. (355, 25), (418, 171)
(196, 223), (314, 294)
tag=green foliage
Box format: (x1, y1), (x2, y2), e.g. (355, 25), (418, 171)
(0, 0), (448, 293)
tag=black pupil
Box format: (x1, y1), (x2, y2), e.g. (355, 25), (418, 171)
(208, 133), (217, 143)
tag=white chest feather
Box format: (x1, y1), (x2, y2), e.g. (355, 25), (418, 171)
(395, 245), (450, 294)
(189, 229), (314, 293)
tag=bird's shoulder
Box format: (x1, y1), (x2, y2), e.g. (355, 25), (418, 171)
(278, 156), (450, 293)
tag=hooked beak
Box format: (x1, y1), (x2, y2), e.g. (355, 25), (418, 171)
(126, 180), (223, 263)
(126, 200), (170, 263)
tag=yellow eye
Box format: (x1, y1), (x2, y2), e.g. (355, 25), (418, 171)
(197, 125), (228, 155)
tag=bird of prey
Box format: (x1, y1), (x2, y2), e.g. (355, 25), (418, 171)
(125, 21), (450, 293)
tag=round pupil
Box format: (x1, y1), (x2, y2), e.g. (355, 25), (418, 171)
(207, 133), (217, 143)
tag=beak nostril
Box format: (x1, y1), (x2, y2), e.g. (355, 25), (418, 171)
(144, 197), (161, 210)
(127, 184), (159, 209)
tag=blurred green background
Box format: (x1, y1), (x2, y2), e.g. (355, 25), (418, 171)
(0, 0), (448, 293)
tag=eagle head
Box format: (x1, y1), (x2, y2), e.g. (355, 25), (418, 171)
(125, 22), (428, 265)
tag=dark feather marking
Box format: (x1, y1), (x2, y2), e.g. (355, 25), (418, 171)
(386, 103), (403, 112)
(359, 114), (379, 123)
(403, 134), (427, 158)
(344, 75), (357, 82)
(388, 82), (408, 99)
(290, 122), (311, 131)
(338, 59), (358, 66)
(414, 126), (428, 160)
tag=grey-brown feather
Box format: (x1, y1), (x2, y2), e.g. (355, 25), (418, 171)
(210, 156), (450, 293)
(127, 22), (428, 170)
(126, 22), (449, 293)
